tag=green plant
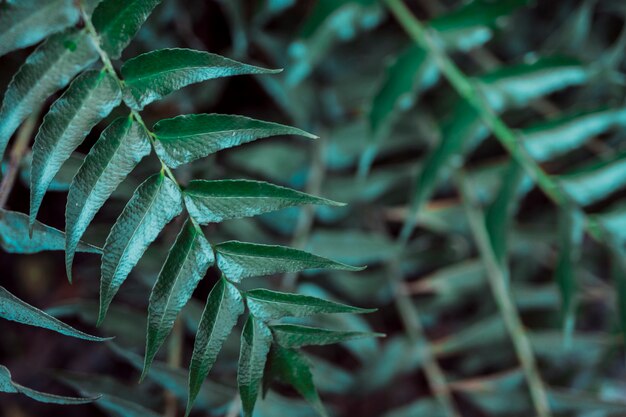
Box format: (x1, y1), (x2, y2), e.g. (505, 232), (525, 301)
(0, 1), (380, 416)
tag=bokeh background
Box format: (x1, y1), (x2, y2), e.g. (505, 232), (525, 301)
(2, 0), (626, 416)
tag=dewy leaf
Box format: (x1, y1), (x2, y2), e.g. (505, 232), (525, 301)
(121, 48), (281, 109)
(246, 289), (375, 321)
(214, 241), (364, 282)
(99, 173), (182, 325)
(0, 29), (98, 160)
(143, 219), (214, 380)
(184, 179), (343, 224)
(91, 0), (163, 59)
(31, 69), (122, 228)
(187, 277), (243, 414)
(0, 365), (98, 405)
(0, 286), (109, 341)
(152, 114), (317, 168)
(266, 346), (327, 417)
(0, 0), (79, 58)
(0, 209), (100, 254)
(65, 117), (151, 281)
(270, 324), (383, 348)
(238, 315), (272, 417)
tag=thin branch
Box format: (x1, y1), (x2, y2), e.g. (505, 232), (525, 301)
(457, 171), (551, 417)
(0, 109), (41, 209)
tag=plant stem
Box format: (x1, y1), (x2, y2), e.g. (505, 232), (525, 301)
(0, 109), (41, 209)
(384, 0), (615, 249)
(457, 172), (552, 417)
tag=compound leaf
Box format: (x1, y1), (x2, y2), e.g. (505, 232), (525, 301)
(238, 315), (272, 417)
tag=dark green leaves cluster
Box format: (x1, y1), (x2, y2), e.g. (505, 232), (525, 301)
(0, 0), (378, 415)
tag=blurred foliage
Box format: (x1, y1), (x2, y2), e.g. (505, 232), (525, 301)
(2, 0), (626, 416)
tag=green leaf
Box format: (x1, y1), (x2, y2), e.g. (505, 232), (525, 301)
(559, 154), (626, 206)
(187, 277), (243, 414)
(31, 69), (121, 228)
(0, 0), (79, 58)
(65, 117), (151, 280)
(246, 289), (374, 321)
(92, 0), (163, 59)
(0, 365), (98, 404)
(152, 114), (316, 168)
(99, 173), (182, 325)
(238, 315), (273, 417)
(214, 241), (364, 282)
(0, 29), (98, 160)
(0, 209), (100, 254)
(0, 286), (109, 341)
(184, 179), (343, 224)
(143, 219), (214, 380)
(555, 206), (584, 342)
(266, 346), (327, 417)
(270, 324), (383, 348)
(522, 107), (626, 162)
(121, 48), (280, 109)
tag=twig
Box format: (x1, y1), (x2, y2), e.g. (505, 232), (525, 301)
(457, 171), (552, 417)
(0, 109), (41, 209)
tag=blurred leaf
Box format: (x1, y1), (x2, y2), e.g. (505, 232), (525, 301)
(559, 153), (626, 206)
(271, 324), (382, 348)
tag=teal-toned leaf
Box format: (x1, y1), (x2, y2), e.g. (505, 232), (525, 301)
(306, 230), (396, 265)
(555, 206), (584, 342)
(0, 286), (109, 341)
(246, 289), (374, 321)
(0, 0), (79, 58)
(238, 315), (272, 417)
(266, 346), (327, 417)
(0, 29), (98, 160)
(92, 0), (163, 59)
(143, 219), (214, 380)
(31, 69), (121, 228)
(611, 248), (626, 335)
(0, 365), (98, 404)
(121, 48), (280, 109)
(152, 114), (316, 168)
(559, 154), (626, 206)
(271, 324), (383, 348)
(187, 277), (243, 414)
(478, 57), (590, 111)
(214, 241), (364, 282)
(592, 203), (626, 246)
(65, 117), (151, 280)
(184, 179), (342, 224)
(522, 107), (626, 162)
(0, 209), (100, 254)
(99, 173), (182, 325)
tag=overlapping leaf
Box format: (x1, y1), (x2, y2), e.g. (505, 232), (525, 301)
(143, 219), (214, 379)
(99, 173), (182, 325)
(184, 179), (342, 224)
(152, 114), (316, 168)
(187, 277), (243, 413)
(238, 315), (273, 417)
(31, 69), (121, 228)
(0, 29), (98, 160)
(65, 116), (151, 280)
(271, 324), (382, 348)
